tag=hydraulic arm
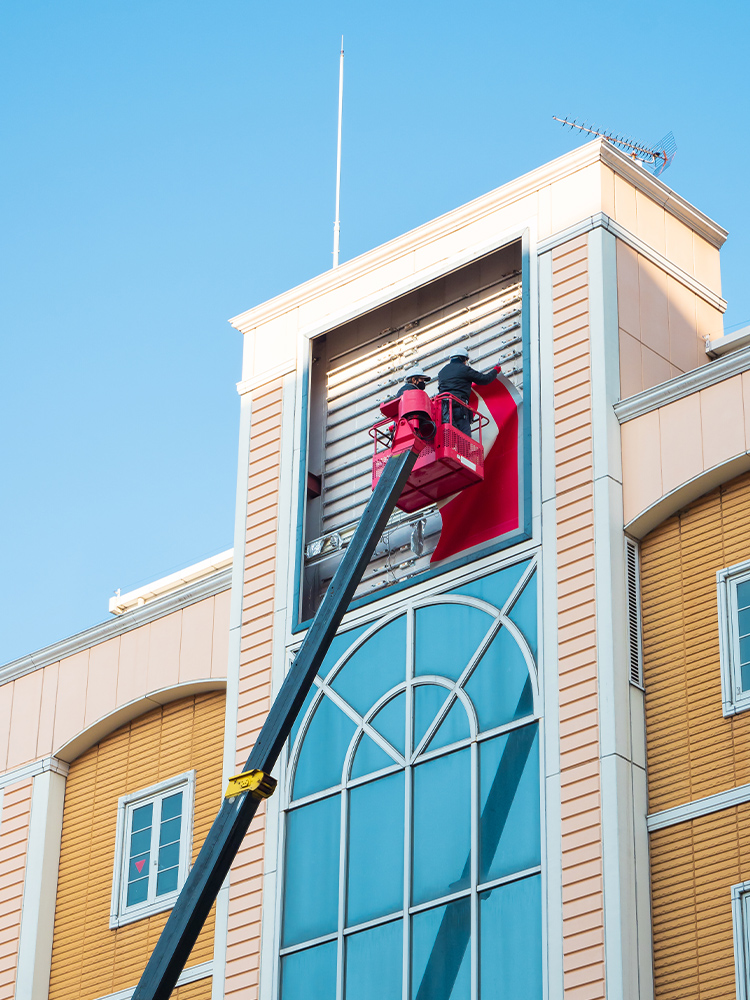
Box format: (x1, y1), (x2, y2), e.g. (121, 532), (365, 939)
(133, 433), (424, 999)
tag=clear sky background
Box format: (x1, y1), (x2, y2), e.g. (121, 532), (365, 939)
(2, 0), (748, 663)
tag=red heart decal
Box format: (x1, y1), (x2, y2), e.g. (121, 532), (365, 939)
(135, 859), (145, 874)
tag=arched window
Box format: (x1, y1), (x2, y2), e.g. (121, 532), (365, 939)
(279, 562), (541, 1000)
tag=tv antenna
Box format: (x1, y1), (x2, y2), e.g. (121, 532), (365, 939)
(552, 115), (676, 177)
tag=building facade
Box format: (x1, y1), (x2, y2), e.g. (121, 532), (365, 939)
(4, 137), (750, 999)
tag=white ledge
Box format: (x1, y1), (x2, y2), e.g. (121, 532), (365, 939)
(0, 568), (232, 687)
(706, 325), (750, 358)
(614, 343), (750, 422)
(648, 782), (750, 832)
(110, 550), (233, 615)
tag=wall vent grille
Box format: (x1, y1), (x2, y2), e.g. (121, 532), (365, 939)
(626, 537), (643, 687)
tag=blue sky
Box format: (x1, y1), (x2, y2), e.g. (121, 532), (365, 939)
(2, 0), (748, 663)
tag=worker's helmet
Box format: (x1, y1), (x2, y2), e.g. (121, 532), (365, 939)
(450, 345), (469, 360)
(404, 365), (432, 383)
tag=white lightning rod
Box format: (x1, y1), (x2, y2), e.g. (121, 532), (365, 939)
(332, 37), (344, 268)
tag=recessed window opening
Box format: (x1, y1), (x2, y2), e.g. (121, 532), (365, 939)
(302, 241), (523, 620)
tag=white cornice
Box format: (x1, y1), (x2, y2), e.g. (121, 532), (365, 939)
(0, 755), (69, 791)
(614, 344), (750, 422)
(229, 139), (726, 338)
(598, 141), (727, 248)
(648, 782), (750, 832)
(0, 568), (232, 688)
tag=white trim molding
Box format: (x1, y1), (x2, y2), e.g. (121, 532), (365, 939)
(109, 770), (196, 929)
(92, 961), (212, 1000)
(648, 781), (750, 832)
(0, 755), (69, 791)
(718, 561), (750, 717)
(614, 343), (750, 423)
(624, 453), (750, 541)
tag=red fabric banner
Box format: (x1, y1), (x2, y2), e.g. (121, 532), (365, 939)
(431, 376), (520, 564)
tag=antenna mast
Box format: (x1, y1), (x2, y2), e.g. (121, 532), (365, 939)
(552, 115), (676, 176)
(332, 37), (344, 268)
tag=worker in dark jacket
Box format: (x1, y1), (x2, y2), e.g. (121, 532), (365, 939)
(394, 365), (433, 397)
(437, 346), (501, 435)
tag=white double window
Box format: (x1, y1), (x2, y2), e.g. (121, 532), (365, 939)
(110, 771), (195, 928)
(718, 563), (750, 716)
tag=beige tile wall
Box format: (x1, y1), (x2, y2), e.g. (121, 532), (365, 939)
(0, 590), (229, 773)
(621, 371), (750, 526)
(616, 239), (721, 398)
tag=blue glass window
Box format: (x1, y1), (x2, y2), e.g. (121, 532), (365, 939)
(282, 567), (540, 999)
(345, 920), (402, 1000)
(412, 899), (470, 1000)
(283, 796), (340, 947)
(479, 875), (542, 999)
(350, 733), (396, 780)
(347, 772), (404, 925)
(281, 941), (337, 1000)
(465, 627), (533, 732)
(413, 684), (451, 751)
(331, 617), (407, 715)
(415, 605), (492, 681)
(412, 749), (471, 905)
(293, 696), (357, 800)
(371, 692), (406, 756)
(479, 727), (540, 883)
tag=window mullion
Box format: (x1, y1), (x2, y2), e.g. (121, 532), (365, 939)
(470, 738), (479, 1000)
(403, 605), (415, 1000)
(149, 797), (162, 905)
(732, 579), (743, 697)
(337, 790), (347, 1000)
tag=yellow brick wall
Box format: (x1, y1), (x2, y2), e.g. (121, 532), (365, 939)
(48, 691), (225, 1000)
(641, 470), (750, 997)
(641, 470), (750, 813)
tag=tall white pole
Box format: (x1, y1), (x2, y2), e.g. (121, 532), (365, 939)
(332, 37), (344, 268)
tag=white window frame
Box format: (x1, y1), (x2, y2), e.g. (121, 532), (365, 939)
(109, 770), (195, 929)
(732, 880), (750, 999)
(718, 562), (750, 717)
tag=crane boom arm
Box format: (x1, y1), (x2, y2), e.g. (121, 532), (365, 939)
(133, 444), (420, 999)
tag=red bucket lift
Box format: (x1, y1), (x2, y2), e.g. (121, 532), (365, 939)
(370, 388), (489, 513)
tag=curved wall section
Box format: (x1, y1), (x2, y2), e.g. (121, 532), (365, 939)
(620, 370), (750, 538)
(0, 589), (229, 774)
(47, 691), (225, 1000)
